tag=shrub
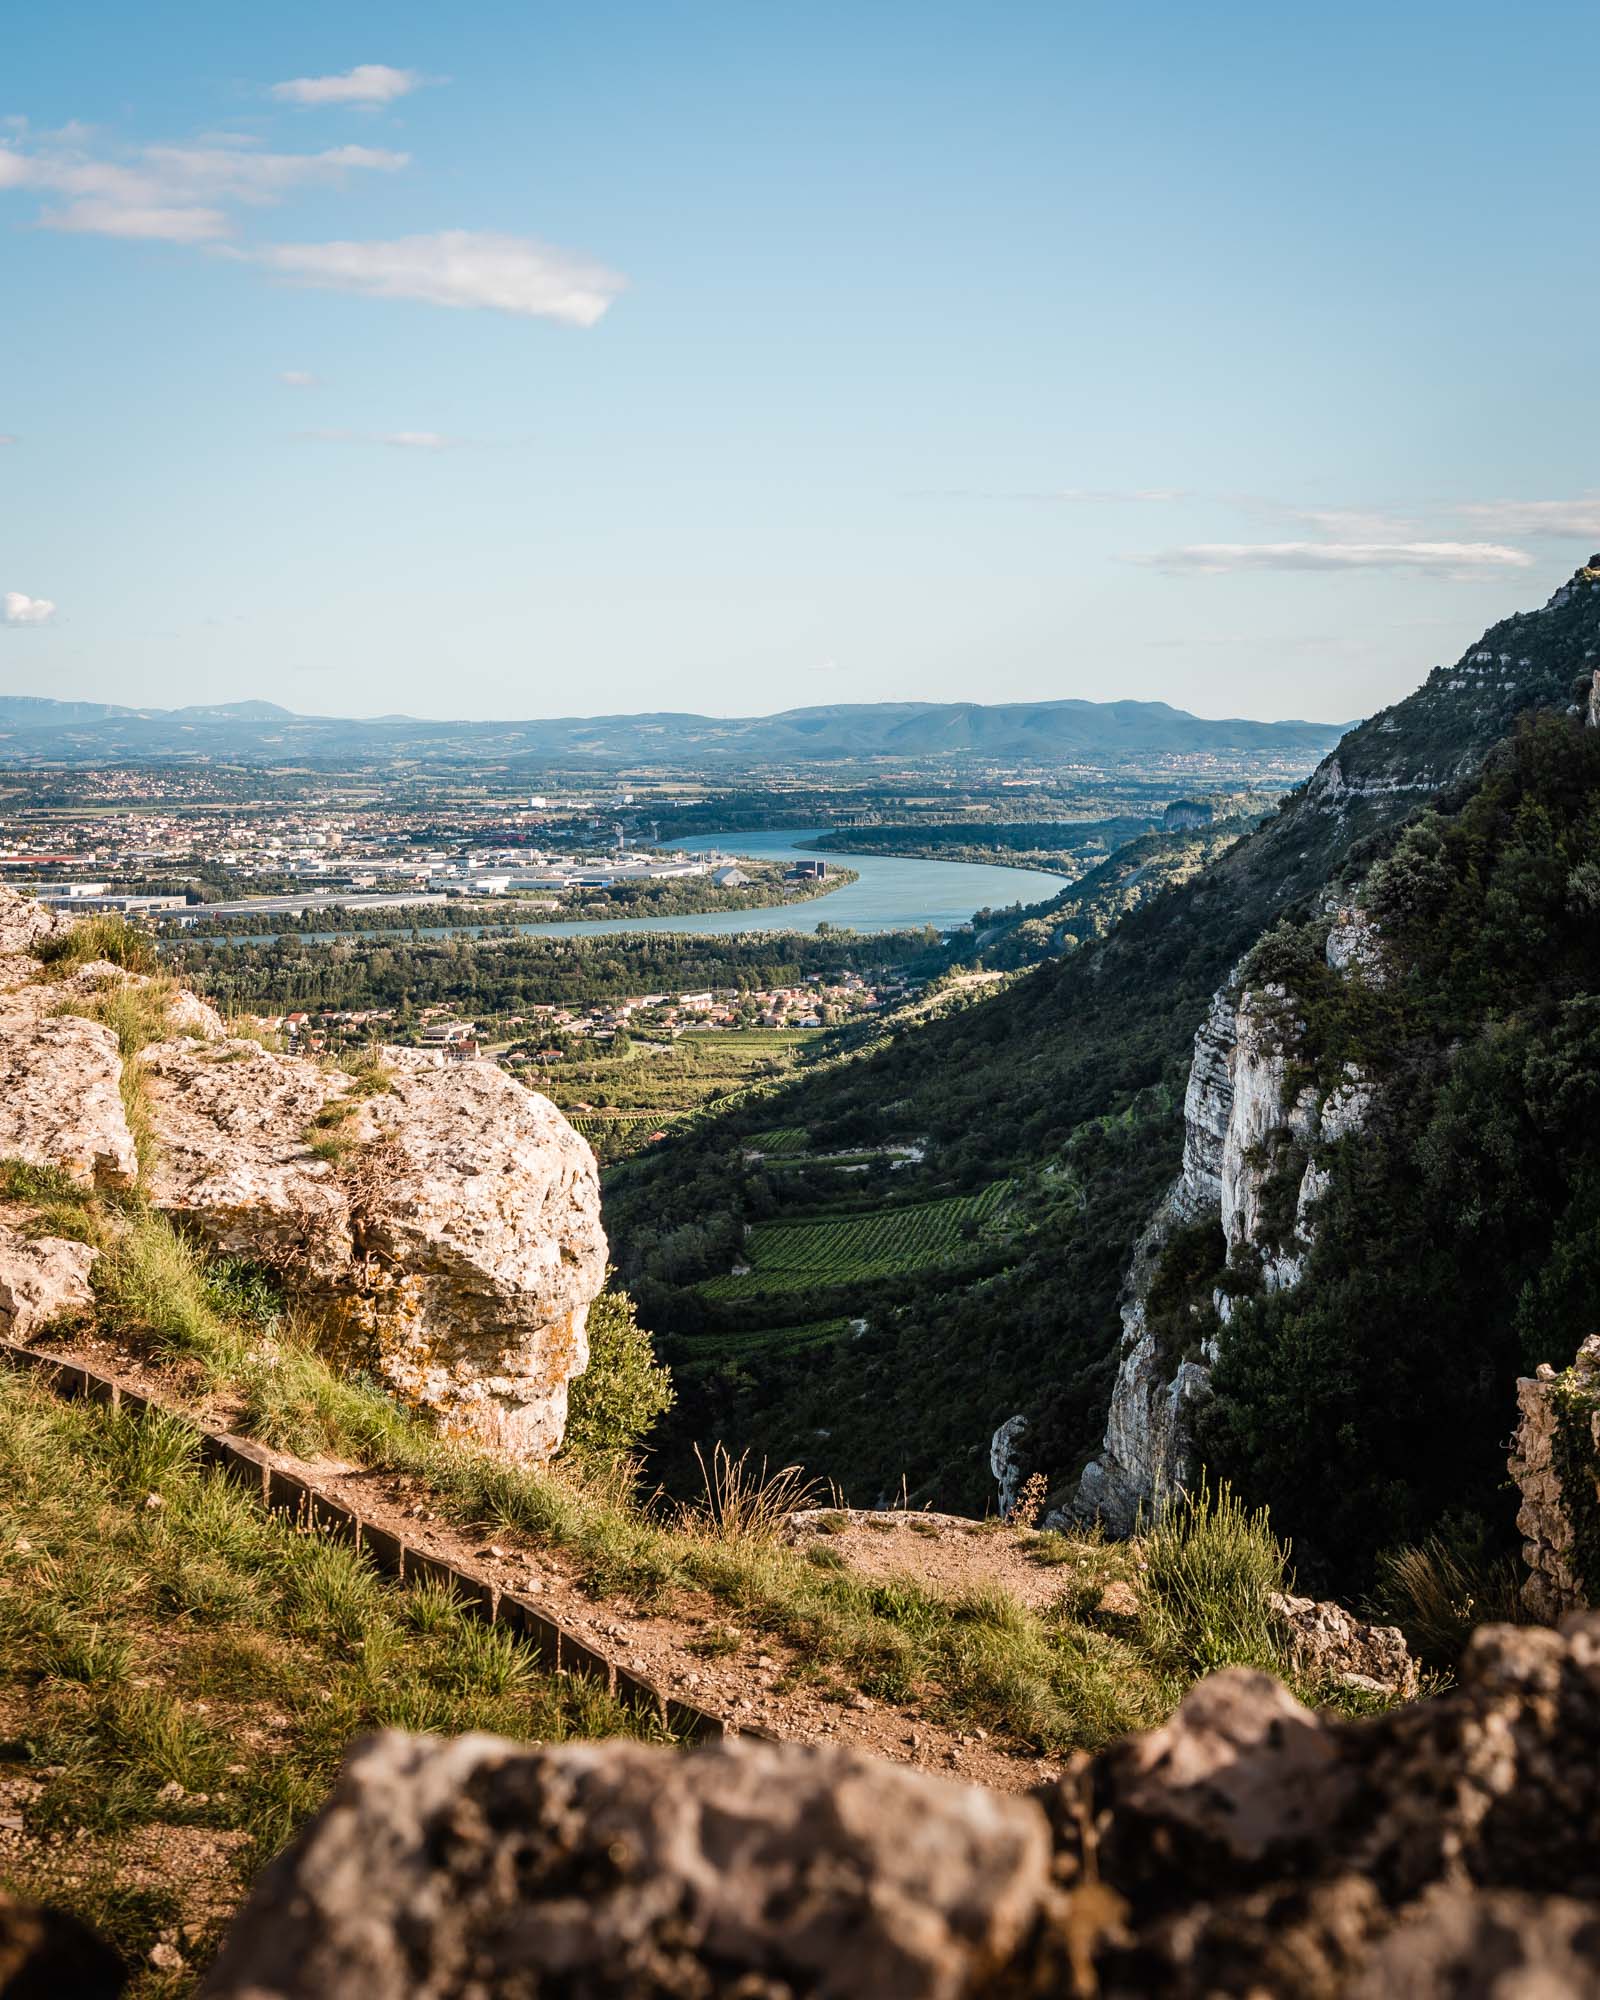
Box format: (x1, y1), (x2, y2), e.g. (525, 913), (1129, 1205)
(561, 1287), (675, 1468)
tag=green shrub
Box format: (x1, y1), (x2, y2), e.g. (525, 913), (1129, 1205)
(561, 1286), (675, 1467)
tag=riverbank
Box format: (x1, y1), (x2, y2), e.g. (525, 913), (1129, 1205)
(166, 859), (858, 940)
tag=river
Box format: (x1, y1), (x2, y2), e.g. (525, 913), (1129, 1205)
(202, 830), (1072, 946)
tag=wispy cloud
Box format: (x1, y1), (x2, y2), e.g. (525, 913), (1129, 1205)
(270, 65), (430, 109)
(1134, 541), (1535, 577)
(0, 435), (16, 446)
(914, 486), (1188, 504)
(278, 369), (319, 388)
(298, 428), (463, 450)
(0, 129), (406, 242)
(1455, 498), (1600, 541)
(257, 230), (625, 324)
(3, 591), (56, 626)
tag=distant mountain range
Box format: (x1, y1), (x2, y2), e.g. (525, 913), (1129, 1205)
(0, 695), (1348, 768)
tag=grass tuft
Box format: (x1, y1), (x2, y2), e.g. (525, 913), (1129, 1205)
(1140, 1477), (1290, 1678)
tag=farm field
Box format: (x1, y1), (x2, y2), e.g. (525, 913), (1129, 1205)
(672, 1317), (857, 1373)
(535, 1028), (831, 1162)
(698, 1181), (1014, 1301)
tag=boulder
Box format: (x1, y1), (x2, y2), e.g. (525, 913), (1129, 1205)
(199, 1619), (1600, 1996)
(137, 1038), (607, 1460)
(354, 1054), (607, 1460)
(197, 1733), (1051, 2000)
(137, 1038), (355, 1279)
(0, 1890), (125, 1997)
(0, 1012), (137, 1190)
(0, 1224), (97, 1340)
(1271, 1589), (1419, 1697)
(1035, 1613), (1600, 1995)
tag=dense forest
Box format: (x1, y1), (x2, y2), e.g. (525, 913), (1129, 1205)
(1197, 713), (1600, 1584)
(173, 925), (944, 1016)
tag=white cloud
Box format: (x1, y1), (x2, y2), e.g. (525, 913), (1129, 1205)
(0, 435), (15, 446)
(270, 65), (428, 108)
(299, 428), (462, 449)
(3, 591), (56, 626)
(278, 369), (319, 388)
(1134, 541), (1535, 577)
(0, 131), (406, 243)
(257, 230), (625, 324)
(1456, 499), (1600, 541)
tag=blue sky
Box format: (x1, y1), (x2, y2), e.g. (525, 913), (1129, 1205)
(3, 0), (1598, 723)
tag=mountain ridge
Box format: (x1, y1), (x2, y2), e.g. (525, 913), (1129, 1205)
(0, 693), (1349, 767)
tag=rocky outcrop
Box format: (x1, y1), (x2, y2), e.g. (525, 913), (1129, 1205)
(1270, 1589), (1418, 1697)
(1075, 923), (1378, 1532)
(0, 1224), (97, 1340)
(1510, 1335), (1600, 1622)
(0, 888), (607, 1463)
(138, 1039), (357, 1279)
(348, 1055), (607, 1459)
(198, 1733), (1050, 2000)
(1034, 1614), (1600, 1995)
(989, 1412), (1028, 1517)
(1072, 1198), (1216, 1535)
(0, 1012), (137, 1190)
(138, 1038), (606, 1459)
(1176, 985), (1235, 1219)
(200, 1617), (1600, 1998)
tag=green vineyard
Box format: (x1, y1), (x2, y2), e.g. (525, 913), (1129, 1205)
(746, 1125), (811, 1154)
(672, 1317), (856, 1371)
(698, 1181), (1014, 1300)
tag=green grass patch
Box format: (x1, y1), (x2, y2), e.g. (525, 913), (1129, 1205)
(0, 1364), (657, 1987)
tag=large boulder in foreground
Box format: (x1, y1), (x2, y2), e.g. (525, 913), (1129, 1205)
(198, 1735), (1049, 2000)
(201, 1616), (1600, 1998)
(138, 1039), (606, 1460)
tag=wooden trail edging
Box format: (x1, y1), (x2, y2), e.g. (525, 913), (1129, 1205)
(0, 1340), (765, 1749)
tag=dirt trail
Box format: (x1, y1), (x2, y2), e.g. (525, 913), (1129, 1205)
(19, 1331), (1074, 1795)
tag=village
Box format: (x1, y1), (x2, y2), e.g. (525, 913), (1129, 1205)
(261, 964), (908, 1066)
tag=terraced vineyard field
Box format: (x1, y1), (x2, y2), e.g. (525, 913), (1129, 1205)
(672, 1317), (856, 1372)
(698, 1181), (1014, 1300)
(746, 1125), (811, 1154)
(537, 1028), (830, 1161)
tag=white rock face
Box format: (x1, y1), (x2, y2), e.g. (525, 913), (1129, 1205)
(0, 1223), (98, 1340)
(1074, 943), (1378, 1533)
(1177, 987), (1236, 1220)
(1220, 986), (1319, 1257)
(1325, 906), (1387, 985)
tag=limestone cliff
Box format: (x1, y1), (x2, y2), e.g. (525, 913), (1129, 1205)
(1073, 918), (1380, 1532)
(0, 889), (606, 1461)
